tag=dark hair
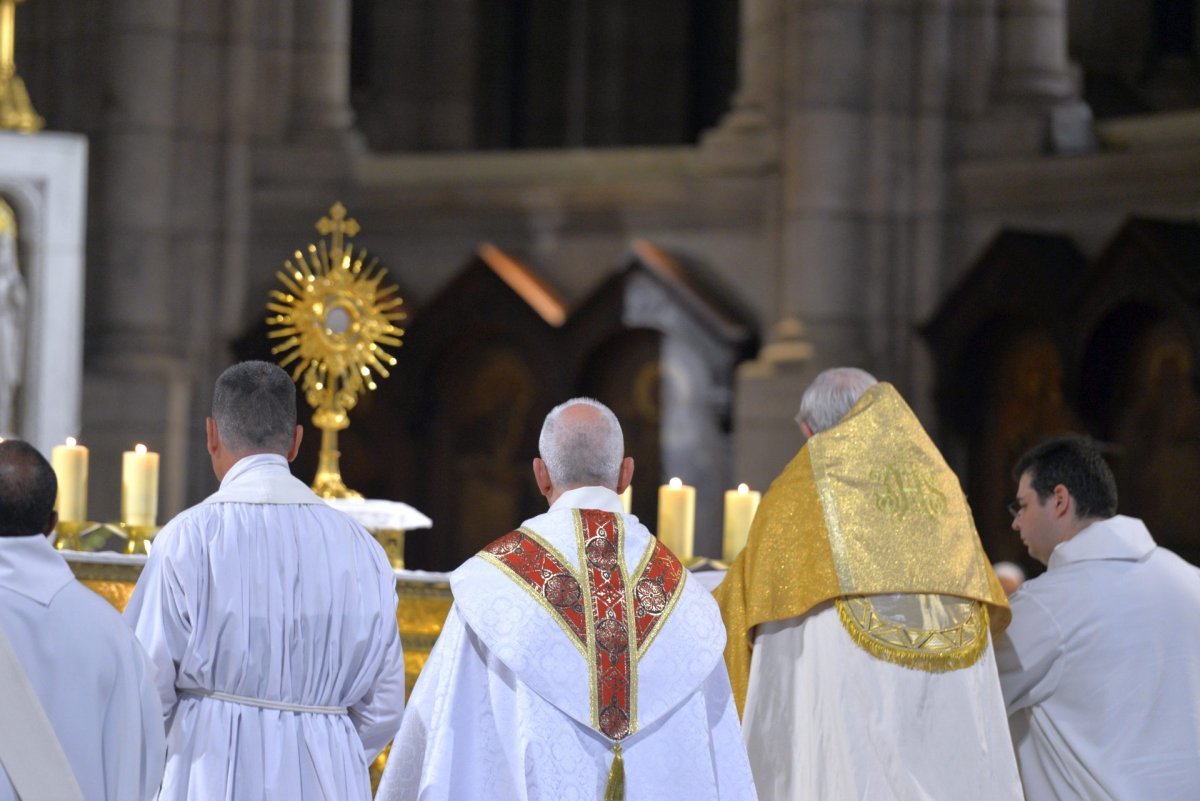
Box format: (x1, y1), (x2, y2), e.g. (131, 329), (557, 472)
(1012, 435), (1118, 520)
(0, 440), (58, 536)
(211, 361), (297, 454)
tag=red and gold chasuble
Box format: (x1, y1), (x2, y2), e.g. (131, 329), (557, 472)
(481, 509), (685, 740)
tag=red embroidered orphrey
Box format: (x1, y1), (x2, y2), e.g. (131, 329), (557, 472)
(481, 510), (685, 742)
(633, 536), (684, 649)
(578, 509), (633, 739)
(482, 530), (586, 643)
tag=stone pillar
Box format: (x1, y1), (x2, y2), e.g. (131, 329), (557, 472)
(292, 0), (353, 138)
(961, 0), (1091, 157)
(995, 0), (1076, 102)
(701, 0), (784, 167)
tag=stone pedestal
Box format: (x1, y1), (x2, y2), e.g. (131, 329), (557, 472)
(733, 317), (818, 493)
(0, 130), (87, 453)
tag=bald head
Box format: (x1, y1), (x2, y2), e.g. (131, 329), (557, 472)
(537, 398), (625, 490)
(0, 440), (58, 537)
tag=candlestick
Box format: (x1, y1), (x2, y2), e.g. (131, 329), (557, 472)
(121, 443), (159, 528)
(657, 477), (695, 559)
(51, 436), (88, 524)
(619, 485), (632, 514)
(722, 483), (761, 563)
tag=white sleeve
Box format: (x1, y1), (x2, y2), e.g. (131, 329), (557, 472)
(994, 589), (1065, 714)
(348, 582), (407, 759)
(123, 520), (198, 724)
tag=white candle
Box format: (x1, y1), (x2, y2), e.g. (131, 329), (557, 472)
(122, 443), (159, 528)
(619, 485), (632, 514)
(722, 483), (761, 563)
(51, 436), (89, 523)
(657, 477), (695, 559)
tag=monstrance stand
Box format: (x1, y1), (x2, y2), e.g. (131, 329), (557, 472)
(268, 202), (405, 498)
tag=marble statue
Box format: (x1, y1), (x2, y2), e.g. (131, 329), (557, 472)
(0, 198), (27, 436)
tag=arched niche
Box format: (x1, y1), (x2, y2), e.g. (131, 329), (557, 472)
(923, 230), (1088, 569)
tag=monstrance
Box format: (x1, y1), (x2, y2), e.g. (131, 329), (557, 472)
(268, 202), (405, 498)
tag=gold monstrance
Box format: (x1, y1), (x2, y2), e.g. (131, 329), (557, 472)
(268, 202), (405, 498)
(0, 0), (43, 132)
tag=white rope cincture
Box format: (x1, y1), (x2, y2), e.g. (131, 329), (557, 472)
(179, 688), (349, 715)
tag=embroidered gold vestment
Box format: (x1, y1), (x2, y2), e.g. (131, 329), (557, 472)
(714, 382), (1010, 714)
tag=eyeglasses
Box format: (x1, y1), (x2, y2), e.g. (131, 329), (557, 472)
(1007, 500), (1025, 518)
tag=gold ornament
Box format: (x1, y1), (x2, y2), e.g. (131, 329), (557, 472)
(0, 0), (44, 132)
(268, 202), (405, 498)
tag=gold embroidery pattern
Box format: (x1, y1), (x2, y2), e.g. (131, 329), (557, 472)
(869, 462), (950, 521)
(835, 595), (989, 673)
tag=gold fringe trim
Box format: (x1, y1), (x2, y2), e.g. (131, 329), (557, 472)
(604, 743), (625, 801)
(835, 597), (989, 673)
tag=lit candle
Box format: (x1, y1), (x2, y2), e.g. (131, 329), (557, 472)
(619, 485), (632, 514)
(657, 477), (695, 559)
(722, 483), (761, 563)
(51, 436), (89, 523)
(122, 443), (160, 527)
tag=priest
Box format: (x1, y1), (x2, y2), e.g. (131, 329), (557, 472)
(715, 367), (1022, 801)
(0, 439), (164, 801)
(376, 397), (756, 801)
(125, 361), (406, 801)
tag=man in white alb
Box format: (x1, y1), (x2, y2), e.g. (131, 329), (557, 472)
(125, 361), (406, 801)
(0, 439), (164, 801)
(377, 397), (756, 801)
(999, 435), (1200, 799)
(716, 367), (1022, 801)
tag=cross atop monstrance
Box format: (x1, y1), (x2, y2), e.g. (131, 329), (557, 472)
(316, 202), (361, 250)
(268, 202), (406, 498)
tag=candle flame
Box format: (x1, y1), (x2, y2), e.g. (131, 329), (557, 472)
(66, 436), (77, 447)
(669, 477), (683, 489)
(135, 443), (148, 455)
(738, 483), (750, 494)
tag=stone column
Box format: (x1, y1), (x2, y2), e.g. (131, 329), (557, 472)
(995, 0), (1075, 102)
(701, 0), (785, 167)
(291, 0), (353, 139)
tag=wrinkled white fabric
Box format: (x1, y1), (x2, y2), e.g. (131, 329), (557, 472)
(0, 533), (164, 801)
(125, 454), (406, 801)
(376, 486), (757, 801)
(743, 602), (1022, 801)
(996, 515), (1200, 800)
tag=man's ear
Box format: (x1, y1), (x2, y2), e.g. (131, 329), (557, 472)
(206, 417), (220, 457)
(43, 510), (58, 538)
(616, 456), (634, 494)
(1051, 484), (1072, 519)
(533, 457), (554, 500)
(286, 425), (303, 462)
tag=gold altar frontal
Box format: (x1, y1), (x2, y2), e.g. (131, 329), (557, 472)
(65, 553), (452, 788)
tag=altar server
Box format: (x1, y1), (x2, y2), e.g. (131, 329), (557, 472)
(999, 436), (1200, 799)
(0, 439), (164, 801)
(716, 368), (1022, 801)
(125, 361), (406, 801)
(376, 398), (756, 801)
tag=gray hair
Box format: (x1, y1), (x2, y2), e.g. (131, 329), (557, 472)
(797, 367), (878, 434)
(211, 361), (297, 455)
(538, 397), (624, 489)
